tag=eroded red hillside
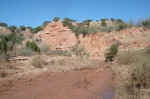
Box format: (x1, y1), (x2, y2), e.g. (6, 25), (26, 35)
(35, 22), (150, 57)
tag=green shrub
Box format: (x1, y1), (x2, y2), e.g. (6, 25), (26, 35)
(136, 18), (150, 28)
(0, 22), (8, 27)
(115, 23), (128, 31)
(71, 44), (90, 57)
(72, 25), (89, 37)
(141, 19), (150, 28)
(62, 18), (74, 29)
(100, 26), (113, 32)
(63, 18), (76, 22)
(26, 41), (40, 53)
(105, 44), (119, 62)
(82, 19), (92, 26)
(53, 17), (60, 22)
(116, 19), (124, 24)
(87, 26), (98, 34)
(20, 25), (26, 31)
(31, 55), (48, 68)
(32, 26), (42, 33)
(101, 19), (107, 26)
(0, 32), (23, 60)
(8, 25), (17, 32)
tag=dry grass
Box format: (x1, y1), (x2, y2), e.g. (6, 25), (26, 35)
(31, 55), (48, 68)
(112, 47), (150, 99)
(46, 56), (101, 72)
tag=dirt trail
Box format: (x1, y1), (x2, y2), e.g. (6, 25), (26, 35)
(0, 68), (114, 99)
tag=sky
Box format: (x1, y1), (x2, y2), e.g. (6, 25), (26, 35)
(0, 0), (150, 27)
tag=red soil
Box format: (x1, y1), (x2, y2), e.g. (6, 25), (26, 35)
(0, 68), (113, 99)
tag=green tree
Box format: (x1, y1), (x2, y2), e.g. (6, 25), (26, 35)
(8, 25), (17, 32)
(116, 23), (128, 31)
(101, 19), (107, 26)
(142, 20), (149, 27)
(63, 18), (76, 22)
(53, 17), (60, 22)
(62, 18), (74, 29)
(0, 32), (23, 60)
(20, 25), (26, 31)
(72, 25), (88, 37)
(82, 19), (92, 26)
(0, 22), (8, 27)
(26, 41), (40, 53)
(32, 26), (42, 33)
(116, 19), (124, 24)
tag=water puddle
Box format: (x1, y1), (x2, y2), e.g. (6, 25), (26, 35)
(101, 86), (115, 99)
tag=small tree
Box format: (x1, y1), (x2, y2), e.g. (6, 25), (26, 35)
(82, 19), (92, 26)
(105, 44), (119, 62)
(116, 19), (124, 24)
(53, 17), (60, 22)
(116, 23), (128, 31)
(0, 22), (8, 27)
(32, 26), (42, 33)
(0, 32), (23, 60)
(26, 41), (40, 53)
(101, 19), (107, 26)
(110, 18), (115, 22)
(62, 18), (74, 29)
(72, 25), (88, 37)
(20, 25), (26, 31)
(8, 25), (17, 32)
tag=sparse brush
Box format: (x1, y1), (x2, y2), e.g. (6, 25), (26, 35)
(53, 17), (60, 22)
(31, 55), (48, 68)
(39, 42), (49, 53)
(71, 44), (90, 57)
(117, 50), (135, 65)
(104, 44), (119, 62)
(26, 41), (40, 53)
(18, 48), (34, 56)
(47, 50), (72, 56)
(118, 47), (150, 94)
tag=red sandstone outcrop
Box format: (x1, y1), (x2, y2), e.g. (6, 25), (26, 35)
(35, 21), (77, 50)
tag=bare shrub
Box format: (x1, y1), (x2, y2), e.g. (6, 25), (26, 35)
(39, 42), (49, 53)
(116, 47), (150, 98)
(71, 44), (90, 57)
(31, 55), (48, 68)
(117, 50), (135, 65)
(47, 50), (72, 56)
(18, 48), (34, 56)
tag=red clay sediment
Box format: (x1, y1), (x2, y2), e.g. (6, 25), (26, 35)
(0, 68), (113, 99)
